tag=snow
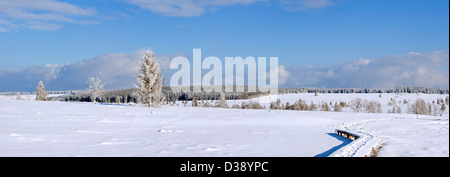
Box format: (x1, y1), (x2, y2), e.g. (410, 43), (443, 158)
(0, 94), (65, 101)
(363, 118), (449, 157)
(0, 93), (448, 157)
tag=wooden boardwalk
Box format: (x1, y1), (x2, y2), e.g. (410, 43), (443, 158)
(335, 129), (360, 141)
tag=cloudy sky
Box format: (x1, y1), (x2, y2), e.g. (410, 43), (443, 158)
(0, 0), (449, 91)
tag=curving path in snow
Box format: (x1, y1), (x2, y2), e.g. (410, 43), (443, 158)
(331, 117), (449, 157)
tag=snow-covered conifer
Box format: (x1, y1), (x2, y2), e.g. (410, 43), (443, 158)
(192, 97), (198, 107)
(135, 49), (164, 108)
(16, 93), (22, 100)
(219, 92), (228, 108)
(36, 81), (47, 101)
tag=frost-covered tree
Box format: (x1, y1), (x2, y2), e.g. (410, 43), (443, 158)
(135, 49), (164, 108)
(334, 102), (343, 112)
(219, 92), (228, 108)
(231, 104), (240, 109)
(365, 101), (382, 113)
(320, 101), (331, 112)
(411, 98), (429, 116)
(390, 106), (402, 114)
(397, 106), (402, 114)
(440, 104), (446, 117)
(16, 93), (22, 100)
(429, 103), (434, 116)
(240, 100), (263, 109)
(270, 99), (281, 110)
(351, 98), (364, 113)
(88, 77), (104, 103)
(285, 102), (291, 110)
(310, 101), (317, 111)
(36, 81), (47, 101)
(192, 97), (198, 107)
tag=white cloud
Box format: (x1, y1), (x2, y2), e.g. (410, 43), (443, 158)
(0, 49), (172, 91)
(0, 0), (95, 32)
(1, 50), (447, 92)
(125, 0), (342, 17)
(26, 21), (62, 31)
(126, 0), (267, 17)
(279, 0), (340, 11)
(0, 26), (7, 32)
(283, 51), (449, 89)
(277, 65), (290, 85)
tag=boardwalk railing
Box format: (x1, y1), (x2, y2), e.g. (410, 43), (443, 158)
(335, 129), (360, 141)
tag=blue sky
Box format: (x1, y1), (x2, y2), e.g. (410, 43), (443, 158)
(0, 0), (449, 91)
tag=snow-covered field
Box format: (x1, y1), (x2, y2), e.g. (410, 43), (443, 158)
(0, 93), (448, 157)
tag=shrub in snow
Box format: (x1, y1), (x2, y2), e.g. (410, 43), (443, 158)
(241, 101), (263, 109)
(320, 101), (331, 112)
(231, 104), (240, 109)
(202, 102), (211, 107)
(36, 81), (47, 101)
(334, 102), (343, 112)
(135, 49), (164, 108)
(339, 101), (347, 108)
(284, 102), (291, 110)
(270, 99), (281, 110)
(365, 100), (382, 113)
(288, 99), (310, 111)
(389, 106), (402, 114)
(310, 101), (317, 111)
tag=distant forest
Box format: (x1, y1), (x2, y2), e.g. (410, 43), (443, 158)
(1, 86), (448, 104)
